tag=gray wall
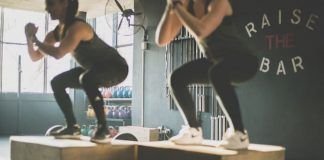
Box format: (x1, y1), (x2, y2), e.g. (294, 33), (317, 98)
(0, 91), (87, 135)
(133, 0), (324, 160)
(132, 0), (184, 131)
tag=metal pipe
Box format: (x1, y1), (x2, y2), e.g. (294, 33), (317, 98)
(141, 45), (145, 127)
(140, 29), (148, 127)
(0, 7), (3, 91)
(17, 55), (22, 134)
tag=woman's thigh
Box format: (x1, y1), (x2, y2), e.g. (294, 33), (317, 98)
(87, 61), (129, 87)
(171, 58), (213, 84)
(218, 54), (259, 84)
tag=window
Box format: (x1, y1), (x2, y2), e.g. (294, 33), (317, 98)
(0, 8), (72, 93)
(116, 14), (133, 87)
(117, 14), (133, 46)
(1, 8), (46, 92)
(3, 8), (46, 43)
(93, 13), (133, 87)
(2, 44), (19, 92)
(45, 18), (72, 93)
(0, 7), (133, 93)
(21, 46), (44, 93)
(95, 16), (113, 46)
(46, 55), (72, 93)
(117, 45), (133, 86)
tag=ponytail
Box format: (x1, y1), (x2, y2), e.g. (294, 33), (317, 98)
(63, 0), (79, 36)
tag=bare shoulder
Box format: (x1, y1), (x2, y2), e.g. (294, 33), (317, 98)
(69, 20), (93, 32)
(68, 20), (94, 40)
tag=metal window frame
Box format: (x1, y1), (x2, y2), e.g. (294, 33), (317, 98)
(0, 7), (3, 91)
(0, 10), (133, 93)
(44, 14), (49, 93)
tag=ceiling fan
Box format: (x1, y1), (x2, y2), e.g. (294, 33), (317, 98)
(105, 0), (146, 36)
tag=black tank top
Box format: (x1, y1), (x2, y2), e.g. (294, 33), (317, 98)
(53, 18), (125, 69)
(188, 0), (253, 60)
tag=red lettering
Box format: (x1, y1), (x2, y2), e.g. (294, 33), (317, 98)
(265, 33), (295, 50)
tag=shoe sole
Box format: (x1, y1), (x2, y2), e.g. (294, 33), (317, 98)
(90, 138), (111, 144)
(219, 146), (249, 150)
(54, 135), (81, 140)
(218, 143), (249, 150)
(170, 138), (203, 145)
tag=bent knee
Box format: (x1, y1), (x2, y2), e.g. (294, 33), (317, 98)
(51, 77), (62, 89)
(169, 71), (189, 89)
(79, 72), (93, 86)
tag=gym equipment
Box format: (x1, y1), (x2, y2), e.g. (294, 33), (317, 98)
(11, 136), (285, 160)
(81, 125), (88, 136)
(45, 125), (64, 136)
(127, 87), (132, 98)
(112, 87), (119, 98)
(117, 87), (124, 98)
(112, 133), (138, 141)
(87, 125), (96, 137)
(126, 106), (131, 119)
(104, 0), (146, 36)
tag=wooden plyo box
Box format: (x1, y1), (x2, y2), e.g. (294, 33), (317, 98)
(136, 140), (285, 160)
(10, 136), (135, 160)
(10, 136), (285, 160)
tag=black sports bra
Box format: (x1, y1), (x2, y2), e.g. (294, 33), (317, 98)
(52, 18), (125, 69)
(186, 0), (254, 59)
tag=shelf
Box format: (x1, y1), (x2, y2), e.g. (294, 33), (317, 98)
(107, 118), (131, 122)
(107, 118), (131, 126)
(104, 98), (132, 102)
(86, 118), (131, 126)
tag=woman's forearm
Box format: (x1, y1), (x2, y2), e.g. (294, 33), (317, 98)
(26, 37), (43, 61)
(173, 3), (206, 40)
(173, 0), (228, 40)
(34, 36), (63, 59)
(155, 5), (183, 46)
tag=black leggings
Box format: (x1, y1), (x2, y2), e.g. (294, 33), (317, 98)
(51, 61), (128, 128)
(169, 54), (258, 131)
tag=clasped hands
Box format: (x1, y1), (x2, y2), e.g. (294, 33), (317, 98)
(167, 0), (188, 8)
(25, 23), (38, 42)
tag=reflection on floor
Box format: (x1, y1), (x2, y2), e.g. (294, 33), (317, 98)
(0, 136), (10, 160)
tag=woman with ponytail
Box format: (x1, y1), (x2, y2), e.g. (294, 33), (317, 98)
(156, 0), (258, 149)
(24, 0), (128, 143)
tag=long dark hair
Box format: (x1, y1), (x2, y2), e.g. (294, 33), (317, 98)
(64, 0), (79, 25)
(47, 0), (79, 40)
(63, 0), (79, 35)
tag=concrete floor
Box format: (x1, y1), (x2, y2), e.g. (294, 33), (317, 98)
(0, 136), (10, 160)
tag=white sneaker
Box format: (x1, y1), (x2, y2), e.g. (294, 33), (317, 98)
(218, 129), (249, 149)
(169, 126), (203, 145)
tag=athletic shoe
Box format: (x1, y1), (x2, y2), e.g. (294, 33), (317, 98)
(90, 125), (110, 144)
(52, 125), (81, 139)
(218, 129), (249, 149)
(169, 125), (203, 145)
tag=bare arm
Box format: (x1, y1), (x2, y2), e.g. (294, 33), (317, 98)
(26, 34), (51, 62)
(25, 23), (56, 62)
(155, 1), (189, 46)
(34, 21), (93, 59)
(173, 0), (232, 41)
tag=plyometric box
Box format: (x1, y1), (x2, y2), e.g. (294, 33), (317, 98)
(10, 136), (285, 160)
(136, 141), (285, 160)
(10, 136), (135, 160)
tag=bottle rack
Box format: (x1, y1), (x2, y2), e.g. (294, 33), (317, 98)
(84, 86), (133, 136)
(100, 86), (132, 99)
(102, 86), (132, 126)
